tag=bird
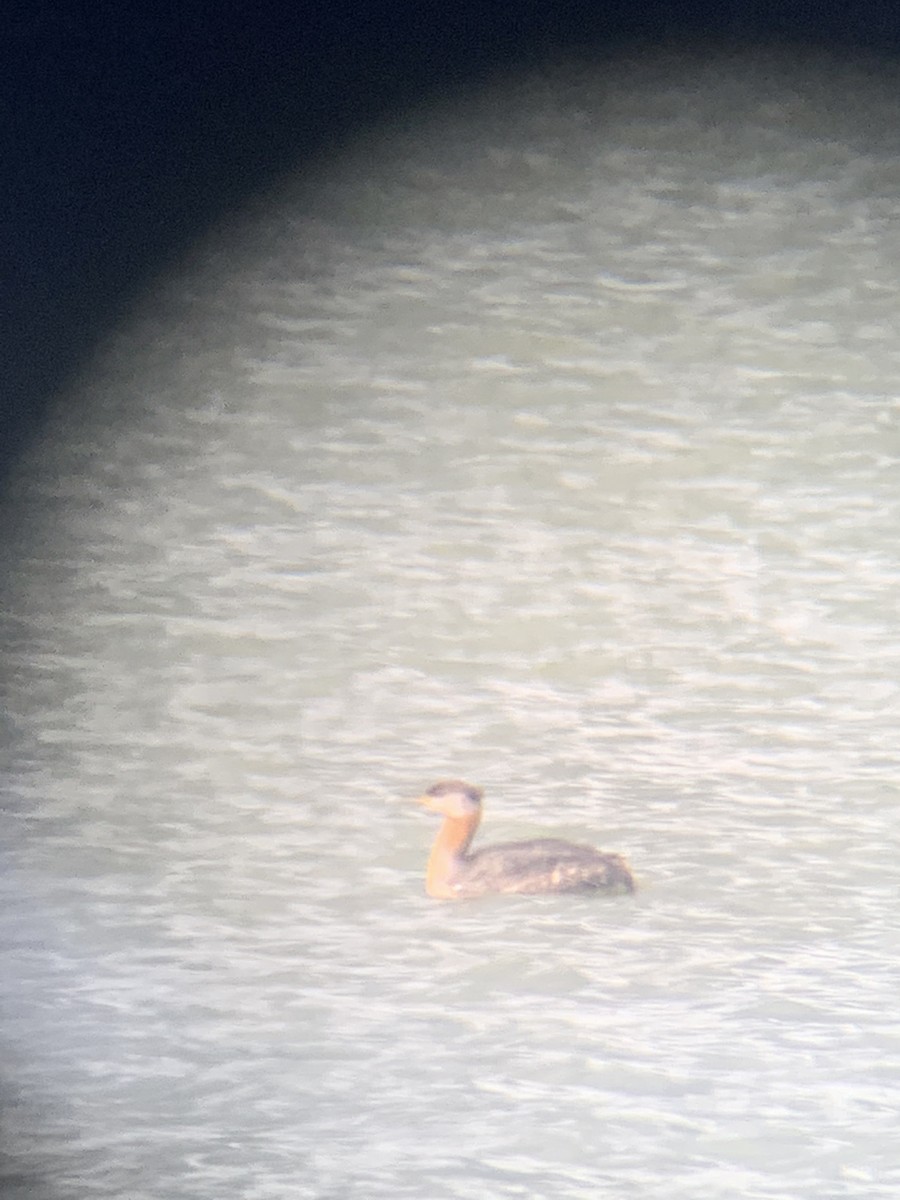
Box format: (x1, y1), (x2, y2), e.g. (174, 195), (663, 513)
(416, 779), (635, 899)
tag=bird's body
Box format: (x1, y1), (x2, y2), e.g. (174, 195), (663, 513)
(417, 780), (635, 899)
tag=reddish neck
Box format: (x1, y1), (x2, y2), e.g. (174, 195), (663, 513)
(425, 811), (481, 898)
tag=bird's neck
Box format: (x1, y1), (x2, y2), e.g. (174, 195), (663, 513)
(425, 813), (480, 898)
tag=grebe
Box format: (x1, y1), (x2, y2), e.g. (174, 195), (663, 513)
(417, 780), (635, 899)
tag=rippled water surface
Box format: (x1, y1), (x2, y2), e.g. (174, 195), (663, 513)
(3, 51), (900, 1199)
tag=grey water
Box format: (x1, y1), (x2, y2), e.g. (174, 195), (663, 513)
(2, 50), (900, 1199)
